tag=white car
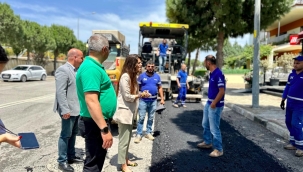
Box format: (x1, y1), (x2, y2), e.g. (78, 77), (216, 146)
(1, 65), (47, 82)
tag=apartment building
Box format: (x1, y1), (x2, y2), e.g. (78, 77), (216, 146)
(262, 0), (303, 66)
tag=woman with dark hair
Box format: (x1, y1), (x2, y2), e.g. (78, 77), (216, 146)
(113, 54), (143, 172)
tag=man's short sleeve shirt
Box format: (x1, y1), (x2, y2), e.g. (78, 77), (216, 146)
(137, 72), (161, 101)
(159, 43), (168, 56)
(177, 70), (188, 87)
(76, 56), (117, 119)
(207, 68), (225, 107)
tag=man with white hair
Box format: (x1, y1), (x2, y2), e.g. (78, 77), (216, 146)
(53, 48), (84, 172)
(76, 34), (117, 172)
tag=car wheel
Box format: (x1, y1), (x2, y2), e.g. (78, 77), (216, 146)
(21, 75), (27, 82)
(41, 74), (46, 81)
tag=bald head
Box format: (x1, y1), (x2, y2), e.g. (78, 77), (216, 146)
(67, 48), (81, 60)
(67, 48), (83, 68)
(181, 63), (186, 71)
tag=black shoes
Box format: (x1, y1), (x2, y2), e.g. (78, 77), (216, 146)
(68, 156), (83, 164)
(58, 162), (74, 172)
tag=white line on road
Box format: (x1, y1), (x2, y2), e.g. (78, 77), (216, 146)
(0, 94), (54, 109)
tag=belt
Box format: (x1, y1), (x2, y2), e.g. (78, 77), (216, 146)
(80, 116), (109, 123)
(208, 99), (224, 103)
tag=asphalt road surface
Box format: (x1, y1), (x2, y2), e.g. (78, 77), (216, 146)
(1, 77), (303, 172)
(150, 101), (302, 172)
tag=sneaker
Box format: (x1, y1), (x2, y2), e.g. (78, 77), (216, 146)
(284, 144), (297, 150)
(197, 142), (212, 149)
(295, 149), (303, 157)
(173, 104), (179, 108)
(134, 135), (142, 144)
(145, 134), (155, 141)
(209, 149), (223, 157)
(182, 104), (187, 108)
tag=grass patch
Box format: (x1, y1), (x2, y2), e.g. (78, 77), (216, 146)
(222, 69), (250, 74)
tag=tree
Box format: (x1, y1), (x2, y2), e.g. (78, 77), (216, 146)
(166, 0), (292, 69)
(0, 3), (22, 44)
(50, 24), (77, 71)
(192, 47), (200, 75)
(73, 40), (87, 55)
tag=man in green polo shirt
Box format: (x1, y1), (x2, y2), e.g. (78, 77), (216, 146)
(76, 34), (117, 172)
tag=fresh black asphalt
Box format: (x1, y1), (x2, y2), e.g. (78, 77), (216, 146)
(150, 101), (292, 172)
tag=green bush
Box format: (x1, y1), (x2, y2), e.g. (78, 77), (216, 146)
(194, 69), (207, 76)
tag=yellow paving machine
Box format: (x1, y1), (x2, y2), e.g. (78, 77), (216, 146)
(138, 22), (203, 102)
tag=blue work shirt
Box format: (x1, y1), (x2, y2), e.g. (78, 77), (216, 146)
(159, 43), (168, 56)
(282, 69), (303, 106)
(207, 68), (226, 107)
(138, 72), (161, 102)
(177, 70), (188, 87)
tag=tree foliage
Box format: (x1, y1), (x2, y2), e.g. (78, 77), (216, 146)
(0, 3), (22, 43)
(0, 2), (80, 71)
(50, 25), (77, 69)
(166, 0), (292, 69)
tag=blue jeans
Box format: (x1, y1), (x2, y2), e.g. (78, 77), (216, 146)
(202, 103), (224, 151)
(58, 115), (79, 163)
(159, 55), (166, 72)
(285, 102), (303, 150)
(136, 99), (157, 136)
(174, 86), (187, 105)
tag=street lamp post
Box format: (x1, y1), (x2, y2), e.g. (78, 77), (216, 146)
(77, 12), (95, 40)
(252, 0), (261, 108)
(77, 17), (79, 40)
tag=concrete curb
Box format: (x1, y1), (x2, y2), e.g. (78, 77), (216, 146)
(202, 90), (289, 140)
(224, 102), (289, 140)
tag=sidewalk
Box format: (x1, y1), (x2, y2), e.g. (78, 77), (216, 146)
(46, 117), (153, 172)
(203, 74), (289, 140)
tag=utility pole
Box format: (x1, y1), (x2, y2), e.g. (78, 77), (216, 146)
(77, 17), (79, 40)
(252, 0), (260, 108)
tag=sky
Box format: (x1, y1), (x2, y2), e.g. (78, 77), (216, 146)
(3, 0), (251, 61)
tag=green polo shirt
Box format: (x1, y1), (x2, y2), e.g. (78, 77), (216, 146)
(76, 56), (117, 119)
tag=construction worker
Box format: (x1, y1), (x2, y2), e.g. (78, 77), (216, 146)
(281, 55), (303, 157)
(173, 64), (189, 108)
(158, 39), (168, 73)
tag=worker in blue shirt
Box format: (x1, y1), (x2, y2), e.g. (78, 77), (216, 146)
(197, 55), (225, 158)
(135, 60), (165, 144)
(173, 64), (189, 108)
(158, 39), (168, 73)
(281, 55), (303, 157)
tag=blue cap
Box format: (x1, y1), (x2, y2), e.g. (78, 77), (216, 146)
(293, 55), (303, 61)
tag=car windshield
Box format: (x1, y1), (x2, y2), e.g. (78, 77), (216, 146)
(13, 66), (28, 70)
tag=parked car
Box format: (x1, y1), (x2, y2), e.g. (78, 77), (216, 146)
(0, 65), (47, 82)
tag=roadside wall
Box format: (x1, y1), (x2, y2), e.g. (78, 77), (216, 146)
(4, 57), (66, 75)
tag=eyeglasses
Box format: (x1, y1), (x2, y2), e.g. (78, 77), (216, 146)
(107, 46), (111, 51)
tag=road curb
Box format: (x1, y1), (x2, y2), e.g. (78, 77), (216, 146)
(224, 102), (289, 140)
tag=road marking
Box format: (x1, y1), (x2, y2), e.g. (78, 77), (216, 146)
(0, 94), (54, 109)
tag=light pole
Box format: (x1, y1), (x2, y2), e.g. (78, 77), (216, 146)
(77, 12), (95, 40)
(252, 0), (260, 108)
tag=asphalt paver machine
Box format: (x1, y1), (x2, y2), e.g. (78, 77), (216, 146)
(138, 22), (203, 101)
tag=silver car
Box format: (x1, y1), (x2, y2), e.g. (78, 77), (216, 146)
(1, 65), (47, 82)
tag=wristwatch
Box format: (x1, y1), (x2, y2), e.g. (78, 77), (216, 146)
(100, 126), (109, 134)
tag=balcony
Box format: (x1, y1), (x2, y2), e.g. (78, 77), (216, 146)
(267, 34), (290, 45)
(293, 0), (303, 5)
